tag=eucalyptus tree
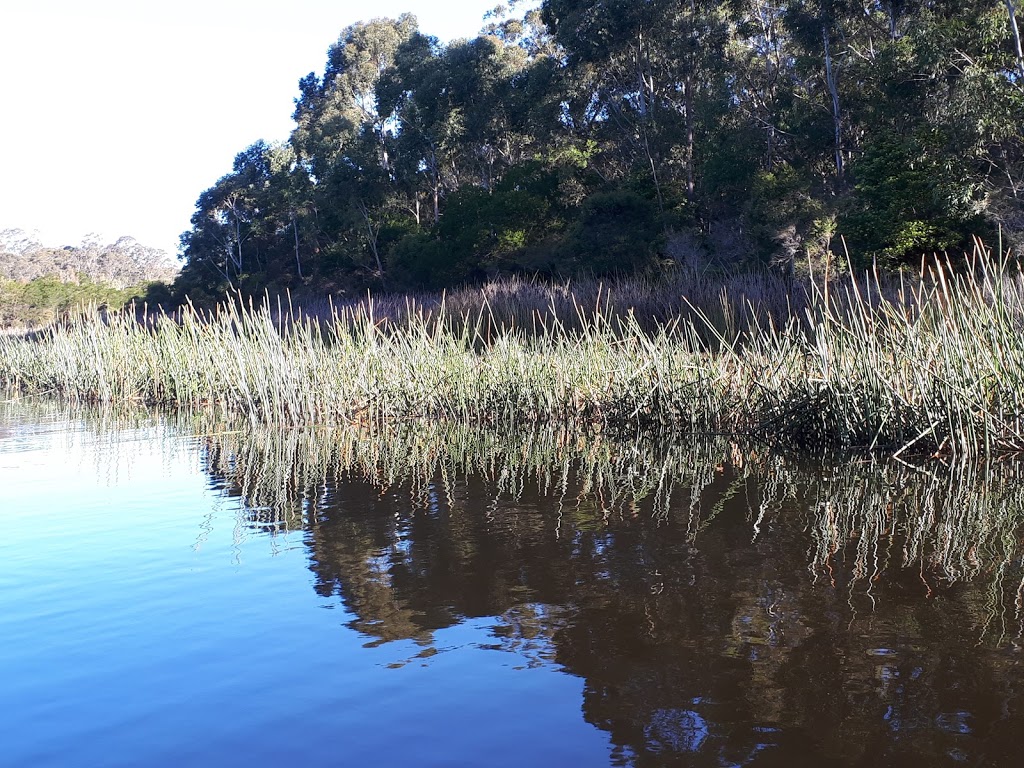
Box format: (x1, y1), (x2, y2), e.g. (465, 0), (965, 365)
(292, 15), (419, 176)
(177, 141), (304, 298)
(779, 0), (868, 181)
(1008, 0), (1024, 81)
(375, 31), (458, 225)
(289, 16), (420, 276)
(828, 1), (1024, 260)
(723, 0), (798, 174)
(168, 2), (1024, 297)
(378, 24), (550, 225)
(541, 0), (732, 209)
(178, 142), (272, 292)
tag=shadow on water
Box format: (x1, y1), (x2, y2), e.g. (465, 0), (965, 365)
(8, 398), (1024, 766)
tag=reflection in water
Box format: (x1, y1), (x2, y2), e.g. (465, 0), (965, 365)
(192, 418), (1024, 766)
(6, 399), (1024, 766)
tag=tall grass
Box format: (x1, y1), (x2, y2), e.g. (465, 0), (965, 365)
(2, 250), (1024, 456)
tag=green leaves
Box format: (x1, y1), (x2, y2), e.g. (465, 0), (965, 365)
(170, 2), (1024, 296)
(561, 190), (664, 276)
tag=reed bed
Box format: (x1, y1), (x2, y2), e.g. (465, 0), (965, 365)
(2, 252), (1024, 456)
(318, 269), (808, 339)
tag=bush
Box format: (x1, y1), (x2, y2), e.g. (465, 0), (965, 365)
(559, 190), (664, 276)
(0, 275), (151, 327)
(386, 234), (465, 290)
(843, 133), (985, 265)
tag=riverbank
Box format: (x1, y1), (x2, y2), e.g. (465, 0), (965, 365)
(2, 256), (1023, 457)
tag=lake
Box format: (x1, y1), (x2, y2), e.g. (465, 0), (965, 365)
(3, 401), (1024, 767)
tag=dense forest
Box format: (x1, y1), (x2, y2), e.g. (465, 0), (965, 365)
(172, 0), (1024, 302)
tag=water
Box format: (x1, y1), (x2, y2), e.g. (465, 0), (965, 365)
(3, 403), (1024, 767)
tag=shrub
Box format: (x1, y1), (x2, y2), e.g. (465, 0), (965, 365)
(559, 190), (664, 276)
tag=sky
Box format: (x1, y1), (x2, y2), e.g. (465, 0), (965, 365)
(0, 0), (509, 256)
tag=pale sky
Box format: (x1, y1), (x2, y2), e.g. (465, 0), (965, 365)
(0, 0), (509, 257)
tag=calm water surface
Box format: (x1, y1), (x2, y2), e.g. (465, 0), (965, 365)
(3, 403), (1024, 767)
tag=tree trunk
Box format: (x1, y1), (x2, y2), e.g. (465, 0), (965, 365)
(636, 28), (648, 118)
(234, 217), (243, 274)
(378, 121), (391, 173)
(758, 0), (778, 170)
(684, 76), (695, 201)
(292, 214), (303, 279)
(357, 200), (383, 274)
(823, 27), (843, 179)
(886, 1), (898, 41)
(427, 147), (441, 224)
(1008, 1), (1024, 83)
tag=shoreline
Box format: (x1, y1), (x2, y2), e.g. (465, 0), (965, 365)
(2, 262), (1023, 458)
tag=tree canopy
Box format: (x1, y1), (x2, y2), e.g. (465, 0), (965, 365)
(172, 1), (1024, 301)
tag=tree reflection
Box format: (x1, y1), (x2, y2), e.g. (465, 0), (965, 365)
(189, 419), (1024, 766)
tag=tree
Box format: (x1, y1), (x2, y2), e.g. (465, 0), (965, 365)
(169, 3), (1024, 299)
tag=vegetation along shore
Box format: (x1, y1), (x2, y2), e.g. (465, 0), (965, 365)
(3, 2), (1024, 460)
(3, 247), (1024, 459)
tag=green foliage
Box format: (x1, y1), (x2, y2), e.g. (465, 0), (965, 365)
(387, 234), (460, 289)
(744, 165), (828, 264)
(167, 1), (1023, 297)
(844, 133), (983, 264)
(0, 275), (151, 327)
(560, 190), (664, 276)
(437, 188), (549, 256)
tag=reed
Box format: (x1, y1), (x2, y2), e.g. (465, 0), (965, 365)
(2, 248), (1024, 456)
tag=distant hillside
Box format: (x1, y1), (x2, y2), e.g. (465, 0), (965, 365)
(0, 229), (179, 288)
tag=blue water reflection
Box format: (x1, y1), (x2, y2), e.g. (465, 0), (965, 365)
(3, 404), (1024, 766)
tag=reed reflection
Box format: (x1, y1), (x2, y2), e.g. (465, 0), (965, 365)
(193, 418), (1024, 766)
